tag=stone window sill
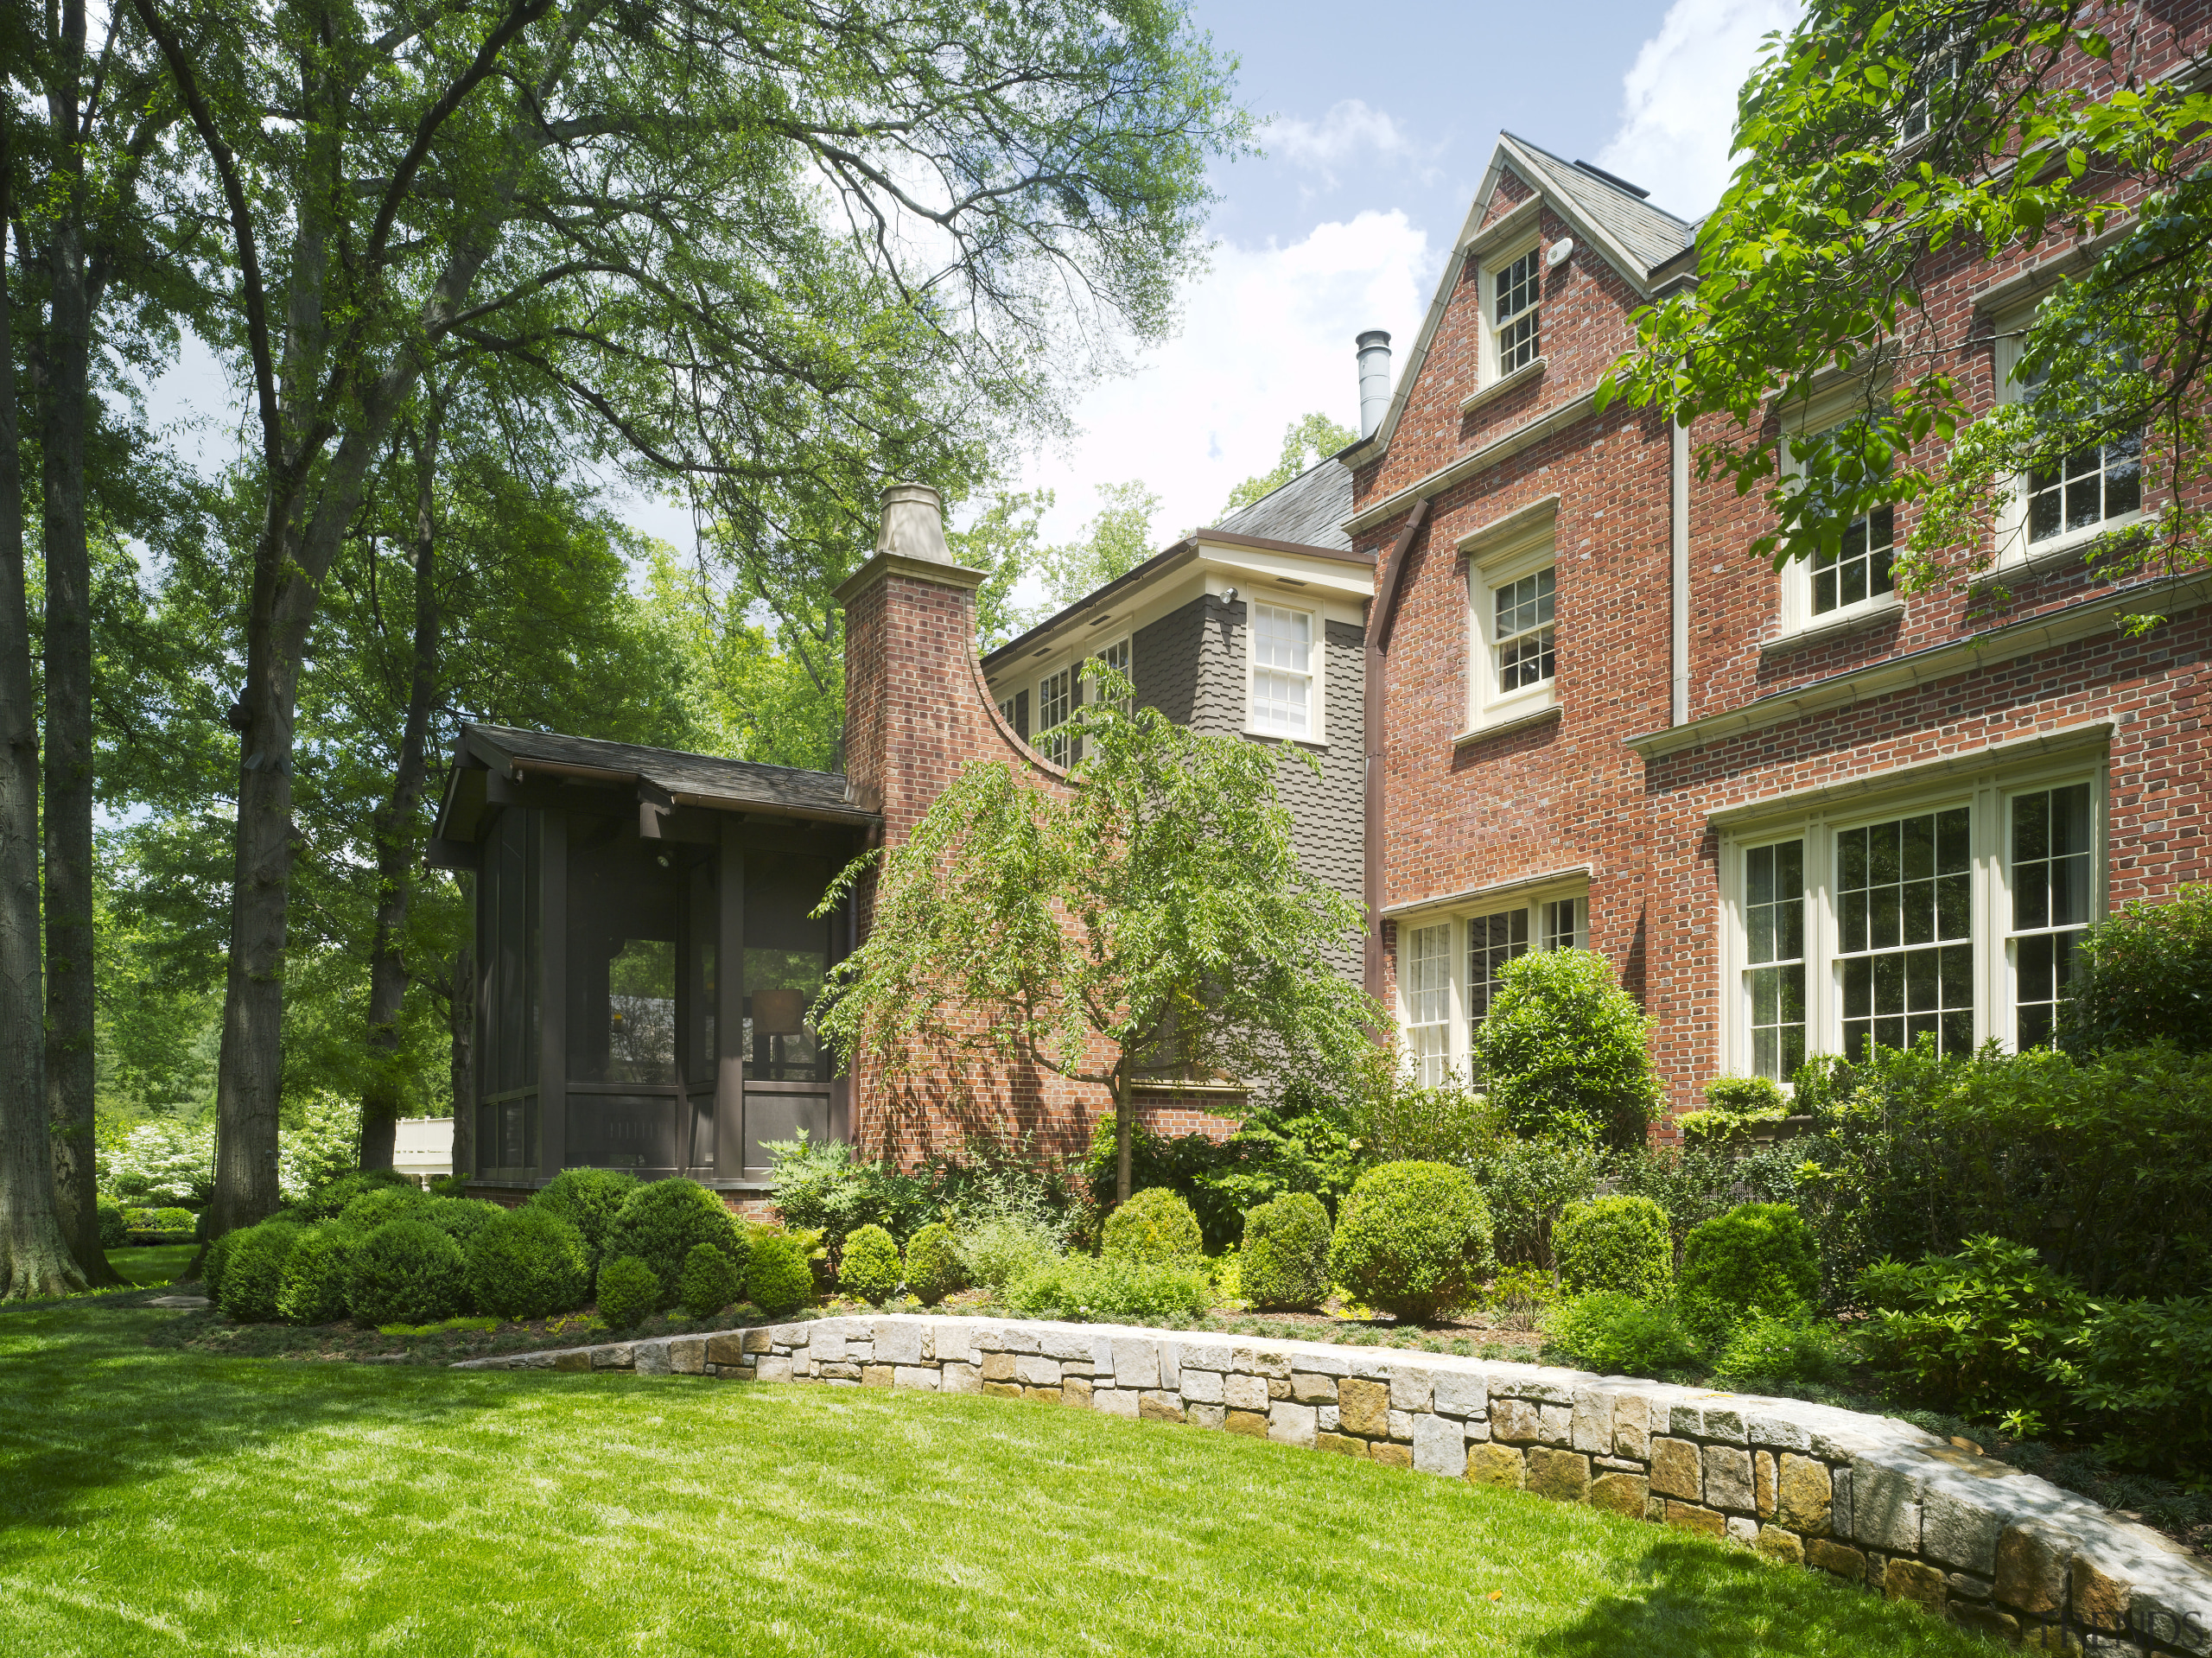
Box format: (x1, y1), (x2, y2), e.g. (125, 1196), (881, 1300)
(1452, 702), (1561, 746)
(1760, 595), (1903, 658)
(1459, 357), (1547, 416)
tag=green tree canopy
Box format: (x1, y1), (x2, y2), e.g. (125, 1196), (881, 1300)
(1036, 482), (1164, 613)
(813, 665), (1382, 1202)
(1600, 0), (2212, 625)
(1221, 413), (1356, 518)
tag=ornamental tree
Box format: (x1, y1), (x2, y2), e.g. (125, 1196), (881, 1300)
(1601, 0), (2212, 626)
(814, 666), (1382, 1204)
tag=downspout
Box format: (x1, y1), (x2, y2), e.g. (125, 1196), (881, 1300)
(1670, 412), (1689, 726)
(1363, 497), (1433, 1012)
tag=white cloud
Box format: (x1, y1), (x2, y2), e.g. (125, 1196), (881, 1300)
(1001, 210), (1433, 565)
(1269, 99), (1425, 182)
(1593, 0), (1801, 219)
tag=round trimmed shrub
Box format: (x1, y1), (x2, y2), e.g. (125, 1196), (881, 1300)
(838, 1223), (902, 1303)
(277, 1224), (359, 1324)
(423, 1197), (506, 1250)
(1239, 1192), (1332, 1311)
(466, 1206), (590, 1321)
(299, 1167), (414, 1223)
(746, 1233), (817, 1316)
(530, 1168), (639, 1268)
(1328, 1160), (1495, 1324)
(153, 1205), (195, 1236)
(1553, 1194), (1674, 1300)
(1101, 1187), (1203, 1265)
(346, 1219), (469, 1325)
(903, 1223), (963, 1306)
(1677, 1202), (1821, 1347)
(677, 1242), (741, 1319)
(338, 1184), (435, 1233)
(218, 1221), (305, 1323)
(595, 1255), (659, 1328)
(98, 1196), (128, 1249)
(597, 1178), (743, 1310)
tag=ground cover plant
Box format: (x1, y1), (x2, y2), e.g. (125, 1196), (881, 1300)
(0, 1293), (2005, 1657)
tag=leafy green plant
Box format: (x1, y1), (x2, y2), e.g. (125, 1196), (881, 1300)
(677, 1242), (742, 1319)
(902, 1223), (963, 1306)
(766, 1133), (938, 1255)
(2059, 886), (2212, 1054)
(1004, 1255), (1210, 1324)
(1678, 1203), (1821, 1348)
(466, 1207), (591, 1322)
(1471, 950), (1662, 1150)
(837, 1224), (903, 1303)
(276, 1224), (359, 1324)
(1481, 1263), (1556, 1330)
(1544, 1293), (1704, 1379)
(529, 1169), (641, 1270)
(1704, 1077), (1786, 1115)
(1238, 1192), (1332, 1311)
(1101, 1187), (1203, 1265)
(594, 1255), (660, 1328)
(958, 1216), (1058, 1296)
(599, 1178), (746, 1311)
(745, 1233), (817, 1317)
(1328, 1161), (1494, 1324)
(218, 1222), (305, 1324)
(98, 1197), (127, 1250)
(1713, 1310), (1850, 1388)
(1853, 1235), (2084, 1422)
(152, 1206), (195, 1236)
(345, 1221), (470, 1326)
(422, 1198), (506, 1250)
(1470, 1136), (1604, 1268)
(1552, 1194), (1673, 1300)
(2044, 1295), (2212, 1469)
(338, 1184), (435, 1233)
(296, 1168), (416, 1223)
(1353, 1066), (1507, 1166)
(201, 1229), (241, 1304)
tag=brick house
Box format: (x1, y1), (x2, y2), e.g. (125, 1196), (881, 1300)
(1350, 132), (2208, 1114)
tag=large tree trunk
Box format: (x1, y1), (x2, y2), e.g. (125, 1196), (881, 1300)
(0, 136), (90, 1299)
(37, 66), (118, 1281)
(361, 410), (444, 1170)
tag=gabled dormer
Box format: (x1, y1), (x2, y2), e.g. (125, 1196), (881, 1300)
(1343, 134), (1694, 528)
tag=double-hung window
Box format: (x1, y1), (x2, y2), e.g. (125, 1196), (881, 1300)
(1722, 761), (2104, 1080)
(1780, 407), (1899, 632)
(1466, 908), (1529, 1041)
(1035, 666), (1073, 766)
(1492, 247), (1541, 376)
(1406, 923), (1452, 1087)
(1997, 303), (2145, 562)
(1494, 569), (1555, 695)
(1249, 603), (1316, 740)
(1540, 897), (1584, 951)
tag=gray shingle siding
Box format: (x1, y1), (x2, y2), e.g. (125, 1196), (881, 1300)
(1133, 598), (1205, 726)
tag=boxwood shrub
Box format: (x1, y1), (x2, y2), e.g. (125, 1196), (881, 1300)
(1238, 1192), (1332, 1311)
(423, 1197), (506, 1250)
(677, 1242), (742, 1319)
(902, 1223), (963, 1306)
(1004, 1255), (1210, 1324)
(338, 1184), (435, 1233)
(1545, 1291), (1704, 1378)
(745, 1232), (817, 1317)
(595, 1254), (660, 1328)
(218, 1221), (306, 1323)
(1329, 1160), (1494, 1324)
(529, 1168), (640, 1268)
(346, 1219), (469, 1325)
(1552, 1194), (1674, 1300)
(98, 1196), (127, 1250)
(1101, 1187), (1203, 1265)
(837, 1223), (902, 1303)
(598, 1178), (743, 1309)
(299, 1168), (416, 1223)
(277, 1224), (360, 1325)
(466, 1206), (590, 1321)
(1677, 1202), (1821, 1347)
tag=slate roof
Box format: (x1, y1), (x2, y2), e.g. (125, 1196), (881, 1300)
(459, 721), (865, 819)
(1499, 133), (1695, 276)
(1212, 456), (1355, 550)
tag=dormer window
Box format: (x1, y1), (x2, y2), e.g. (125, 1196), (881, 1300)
(1493, 248), (1541, 376)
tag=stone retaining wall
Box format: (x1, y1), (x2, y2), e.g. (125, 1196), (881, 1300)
(455, 1315), (2211, 1654)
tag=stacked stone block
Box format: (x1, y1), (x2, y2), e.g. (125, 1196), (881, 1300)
(460, 1314), (2211, 1653)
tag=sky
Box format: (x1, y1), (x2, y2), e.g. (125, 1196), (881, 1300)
(142, 0), (1799, 577)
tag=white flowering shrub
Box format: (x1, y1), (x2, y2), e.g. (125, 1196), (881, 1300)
(98, 1092), (363, 1209)
(278, 1093), (362, 1204)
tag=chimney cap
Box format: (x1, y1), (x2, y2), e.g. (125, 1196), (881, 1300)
(1356, 328), (1392, 350)
(874, 480), (954, 563)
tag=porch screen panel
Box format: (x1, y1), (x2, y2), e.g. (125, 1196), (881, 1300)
(744, 854), (835, 1083)
(567, 833), (680, 1085)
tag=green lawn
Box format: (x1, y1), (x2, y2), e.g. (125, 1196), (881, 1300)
(105, 1245), (198, 1288)
(0, 1297), (1999, 1657)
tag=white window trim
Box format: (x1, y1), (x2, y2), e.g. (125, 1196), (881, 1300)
(1035, 665), (1076, 765)
(1477, 237), (1542, 388)
(1715, 754), (2106, 1083)
(1087, 635), (1133, 713)
(1774, 378), (1905, 643)
(1465, 524), (1557, 734)
(1393, 875), (1591, 1081)
(1989, 299), (2150, 574)
(1243, 600), (1325, 746)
